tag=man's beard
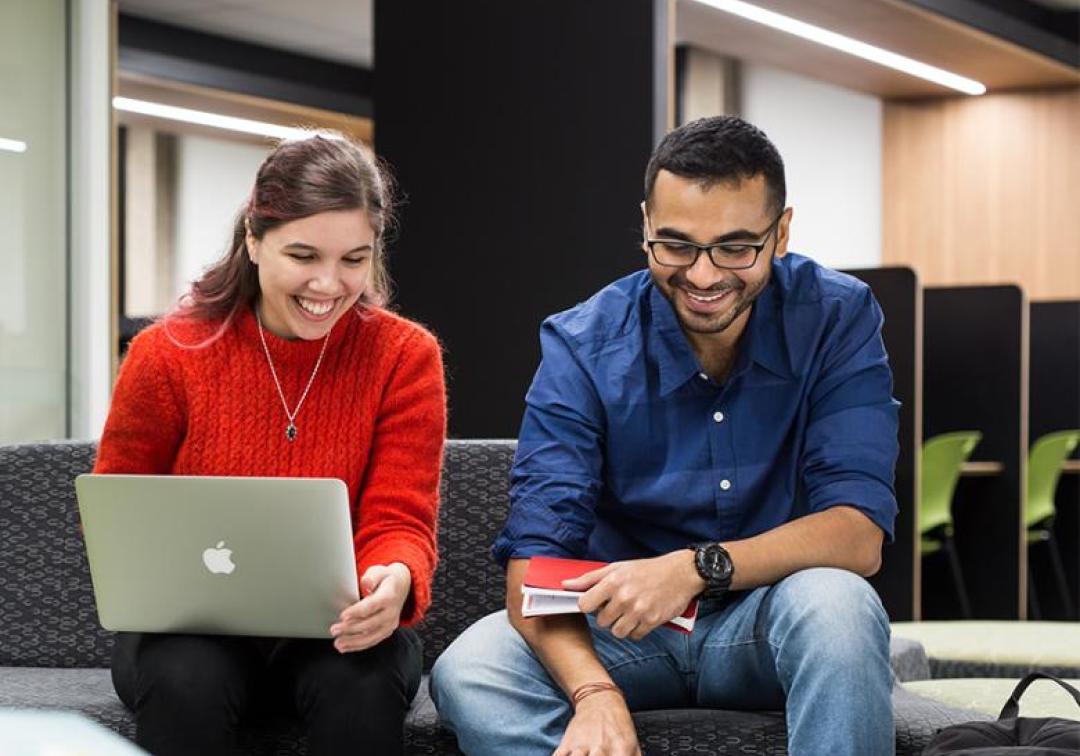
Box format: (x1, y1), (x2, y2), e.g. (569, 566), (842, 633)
(664, 269), (769, 335)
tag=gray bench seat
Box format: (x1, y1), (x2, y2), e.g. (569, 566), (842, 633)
(0, 440), (982, 754)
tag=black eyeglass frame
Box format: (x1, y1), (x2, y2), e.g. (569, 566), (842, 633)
(644, 210), (786, 271)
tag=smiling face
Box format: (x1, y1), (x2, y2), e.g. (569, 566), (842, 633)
(247, 208), (376, 340)
(644, 170), (790, 349)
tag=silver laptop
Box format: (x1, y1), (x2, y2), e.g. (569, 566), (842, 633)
(75, 474), (360, 639)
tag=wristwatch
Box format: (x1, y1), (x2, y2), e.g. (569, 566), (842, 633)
(690, 542), (734, 600)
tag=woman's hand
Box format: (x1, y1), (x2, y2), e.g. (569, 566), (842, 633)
(330, 562), (412, 653)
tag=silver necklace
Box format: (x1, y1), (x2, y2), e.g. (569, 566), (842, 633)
(255, 309), (330, 442)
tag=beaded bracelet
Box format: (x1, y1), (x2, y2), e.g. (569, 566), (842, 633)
(571, 681), (624, 709)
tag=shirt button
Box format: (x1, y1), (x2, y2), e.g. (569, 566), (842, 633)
(699, 372), (709, 381)
(720, 479), (732, 491)
(713, 411), (725, 423)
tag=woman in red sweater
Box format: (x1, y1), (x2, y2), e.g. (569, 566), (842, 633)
(95, 132), (446, 756)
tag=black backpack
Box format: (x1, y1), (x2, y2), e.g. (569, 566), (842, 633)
(922, 673), (1080, 755)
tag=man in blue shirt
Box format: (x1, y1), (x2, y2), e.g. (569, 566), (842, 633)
(431, 116), (898, 755)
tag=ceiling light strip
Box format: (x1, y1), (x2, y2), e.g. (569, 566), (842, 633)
(692, 0), (986, 95)
(112, 97), (311, 140)
(0, 137), (28, 153)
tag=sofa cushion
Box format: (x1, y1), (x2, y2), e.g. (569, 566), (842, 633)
(0, 666), (448, 754)
(892, 682), (993, 754)
(0, 441), (113, 669)
(412, 693), (990, 756)
(0, 667), (133, 736)
(0, 668), (458, 755)
(0, 666), (982, 755)
(420, 440), (517, 670)
(0, 439), (519, 673)
(633, 709), (786, 754)
(891, 636), (932, 682)
(404, 683), (460, 754)
(891, 621), (1080, 678)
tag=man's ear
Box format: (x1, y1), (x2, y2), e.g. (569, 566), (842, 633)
(639, 201), (650, 252)
(774, 207), (794, 259)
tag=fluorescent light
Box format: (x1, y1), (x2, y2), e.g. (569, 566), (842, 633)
(0, 137), (28, 153)
(692, 0), (987, 95)
(112, 97), (311, 140)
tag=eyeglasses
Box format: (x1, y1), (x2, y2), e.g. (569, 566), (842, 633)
(645, 211), (784, 271)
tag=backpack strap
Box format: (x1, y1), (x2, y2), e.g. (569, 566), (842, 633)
(999, 672), (1080, 720)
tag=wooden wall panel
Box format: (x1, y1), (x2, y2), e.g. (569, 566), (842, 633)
(676, 0), (1080, 97)
(883, 88), (1080, 300)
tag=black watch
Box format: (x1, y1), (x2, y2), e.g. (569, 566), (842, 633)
(690, 542), (734, 600)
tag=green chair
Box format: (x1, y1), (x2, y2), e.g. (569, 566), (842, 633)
(921, 431), (982, 619)
(1027, 429), (1080, 620)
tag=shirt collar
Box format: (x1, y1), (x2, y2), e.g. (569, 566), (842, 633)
(647, 272), (793, 397)
(739, 277), (793, 382)
(648, 283), (701, 396)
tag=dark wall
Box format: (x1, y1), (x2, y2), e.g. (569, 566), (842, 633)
(1030, 301), (1080, 441)
(842, 267), (919, 621)
(374, 0), (667, 437)
(924, 286), (1026, 619)
(1030, 300), (1080, 618)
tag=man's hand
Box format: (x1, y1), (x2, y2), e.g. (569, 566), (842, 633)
(554, 690), (642, 756)
(563, 550), (704, 642)
(330, 562), (411, 653)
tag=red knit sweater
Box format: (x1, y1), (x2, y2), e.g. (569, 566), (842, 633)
(93, 304), (446, 625)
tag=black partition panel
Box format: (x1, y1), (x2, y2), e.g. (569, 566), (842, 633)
(1030, 300), (1080, 619)
(1030, 301), (1080, 440)
(924, 286), (1026, 619)
(841, 267), (920, 621)
(374, 0), (668, 438)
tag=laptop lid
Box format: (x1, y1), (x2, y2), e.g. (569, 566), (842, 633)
(76, 474), (360, 639)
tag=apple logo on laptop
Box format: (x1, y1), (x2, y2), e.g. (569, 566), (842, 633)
(202, 541), (236, 575)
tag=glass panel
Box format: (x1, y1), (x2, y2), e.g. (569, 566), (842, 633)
(0, 1), (68, 442)
(120, 126), (268, 351)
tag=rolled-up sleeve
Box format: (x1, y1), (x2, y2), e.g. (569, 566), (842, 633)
(492, 321), (606, 567)
(801, 287), (900, 541)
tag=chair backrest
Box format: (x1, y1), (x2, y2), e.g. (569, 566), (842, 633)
(920, 431), (982, 537)
(0, 439), (515, 672)
(1026, 430), (1080, 530)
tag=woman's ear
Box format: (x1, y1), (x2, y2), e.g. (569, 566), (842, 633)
(245, 220), (258, 265)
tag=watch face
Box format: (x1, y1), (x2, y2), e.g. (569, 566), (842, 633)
(705, 545), (733, 580)
(692, 542), (731, 582)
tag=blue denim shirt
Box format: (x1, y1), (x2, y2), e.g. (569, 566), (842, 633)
(492, 253), (900, 567)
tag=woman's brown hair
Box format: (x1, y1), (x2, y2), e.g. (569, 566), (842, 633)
(177, 130), (395, 325)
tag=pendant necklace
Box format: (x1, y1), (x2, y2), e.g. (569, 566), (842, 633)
(256, 309), (330, 442)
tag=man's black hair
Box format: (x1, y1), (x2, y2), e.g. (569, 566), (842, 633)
(644, 116), (786, 215)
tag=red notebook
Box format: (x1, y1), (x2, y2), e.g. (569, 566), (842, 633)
(521, 556), (698, 633)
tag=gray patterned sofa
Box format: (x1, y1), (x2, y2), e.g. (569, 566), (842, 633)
(0, 439), (983, 755)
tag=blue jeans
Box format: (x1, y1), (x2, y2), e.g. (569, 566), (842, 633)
(430, 567), (894, 756)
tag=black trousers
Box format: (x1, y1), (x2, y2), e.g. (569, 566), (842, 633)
(112, 629), (422, 756)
